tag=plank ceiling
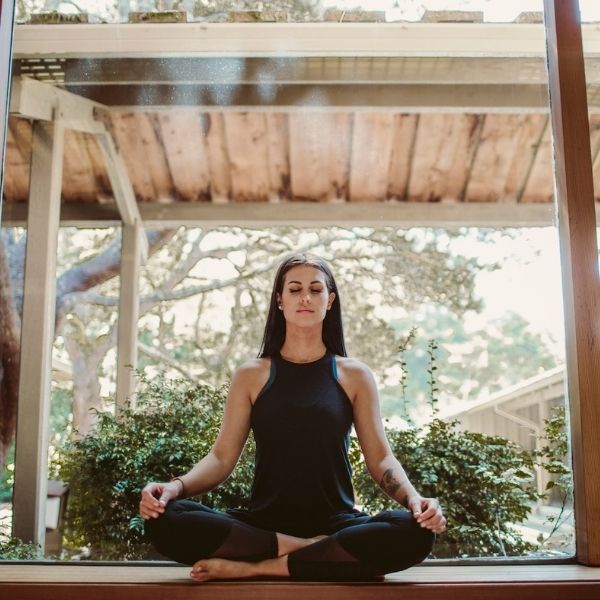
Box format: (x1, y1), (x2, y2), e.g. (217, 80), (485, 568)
(5, 11), (600, 209)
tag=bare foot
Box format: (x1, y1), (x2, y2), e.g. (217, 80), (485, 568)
(190, 557), (257, 582)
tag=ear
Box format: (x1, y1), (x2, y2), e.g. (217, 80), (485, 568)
(328, 292), (336, 309)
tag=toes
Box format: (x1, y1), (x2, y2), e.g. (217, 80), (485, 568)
(190, 562), (209, 579)
(190, 567), (211, 582)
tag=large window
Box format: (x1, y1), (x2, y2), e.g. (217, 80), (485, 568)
(1, 0), (598, 566)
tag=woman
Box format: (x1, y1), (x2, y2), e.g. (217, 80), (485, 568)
(140, 253), (446, 582)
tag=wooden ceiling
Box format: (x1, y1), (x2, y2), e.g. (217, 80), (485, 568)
(5, 15), (600, 214)
(6, 111), (600, 207)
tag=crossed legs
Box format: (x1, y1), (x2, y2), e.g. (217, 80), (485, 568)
(145, 500), (435, 582)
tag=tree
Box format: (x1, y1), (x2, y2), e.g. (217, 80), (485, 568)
(380, 306), (559, 421)
(0, 227), (175, 468)
(0, 225), (486, 471)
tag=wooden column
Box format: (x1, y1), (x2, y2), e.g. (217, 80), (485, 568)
(0, 0), (16, 197)
(544, 0), (600, 565)
(12, 119), (64, 546)
(95, 130), (144, 413)
(115, 221), (142, 413)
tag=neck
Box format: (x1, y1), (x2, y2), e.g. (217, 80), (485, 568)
(279, 329), (327, 363)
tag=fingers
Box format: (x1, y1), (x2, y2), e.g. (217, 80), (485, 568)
(408, 498), (424, 519)
(417, 500), (438, 522)
(419, 514), (447, 534)
(139, 483), (168, 520)
(413, 497), (447, 534)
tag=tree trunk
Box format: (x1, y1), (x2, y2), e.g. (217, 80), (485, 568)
(0, 228), (176, 469)
(64, 334), (107, 437)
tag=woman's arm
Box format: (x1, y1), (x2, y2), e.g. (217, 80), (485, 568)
(139, 359), (267, 519)
(339, 358), (446, 534)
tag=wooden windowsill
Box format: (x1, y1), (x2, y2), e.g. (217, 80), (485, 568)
(1, 564), (599, 600)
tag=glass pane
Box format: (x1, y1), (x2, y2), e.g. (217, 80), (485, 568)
(1, 0), (577, 567)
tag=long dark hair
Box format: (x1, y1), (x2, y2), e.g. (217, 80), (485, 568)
(258, 253), (347, 358)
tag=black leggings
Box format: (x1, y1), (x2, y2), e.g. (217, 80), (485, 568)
(145, 500), (435, 581)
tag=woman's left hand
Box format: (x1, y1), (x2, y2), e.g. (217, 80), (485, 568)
(407, 496), (447, 534)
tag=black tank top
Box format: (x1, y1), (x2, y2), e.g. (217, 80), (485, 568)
(246, 351), (356, 523)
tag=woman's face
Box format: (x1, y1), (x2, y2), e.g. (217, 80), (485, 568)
(277, 265), (335, 326)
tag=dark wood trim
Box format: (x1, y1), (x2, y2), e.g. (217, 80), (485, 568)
(0, 0), (16, 198)
(544, 0), (600, 566)
(2, 581), (600, 600)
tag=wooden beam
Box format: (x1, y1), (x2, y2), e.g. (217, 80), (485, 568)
(57, 56), (555, 85)
(12, 119), (64, 546)
(9, 76), (105, 134)
(0, 200), (577, 228)
(9, 23), (591, 58)
(94, 128), (143, 229)
(14, 54), (600, 89)
(62, 82), (551, 113)
(115, 222), (142, 413)
(544, 0), (600, 566)
(50, 55), (575, 85)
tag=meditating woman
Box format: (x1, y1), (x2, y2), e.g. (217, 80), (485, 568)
(140, 252), (446, 582)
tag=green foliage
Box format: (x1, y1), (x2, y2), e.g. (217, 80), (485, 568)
(533, 406), (573, 549)
(426, 339), (440, 417)
(0, 387), (71, 502)
(396, 327), (417, 425)
(0, 445), (15, 503)
(57, 366), (570, 560)
(351, 418), (538, 558)
(0, 523), (43, 560)
(59, 373), (255, 560)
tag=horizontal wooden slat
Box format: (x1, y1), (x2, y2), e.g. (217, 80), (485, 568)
(10, 23), (596, 58)
(4, 564), (600, 583)
(54, 56), (560, 85)
(59, 83), (552, 112)
(0, 199), (575, 227)
(1, 565), (599, 600)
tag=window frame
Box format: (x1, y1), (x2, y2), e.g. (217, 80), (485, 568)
(0, 0), (598, 566)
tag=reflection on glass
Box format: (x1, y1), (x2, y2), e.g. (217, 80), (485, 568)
(0, 0), (578, 563)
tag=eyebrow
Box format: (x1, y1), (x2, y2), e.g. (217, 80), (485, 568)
(287, 280), (324, 285)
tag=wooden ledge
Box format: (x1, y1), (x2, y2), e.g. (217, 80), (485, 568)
(1, 564), (600, 600)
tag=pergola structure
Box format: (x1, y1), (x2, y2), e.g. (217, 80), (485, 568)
(1, 1), (600, 596)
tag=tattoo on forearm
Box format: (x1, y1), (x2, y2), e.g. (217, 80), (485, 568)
(380, 468), (402, 497)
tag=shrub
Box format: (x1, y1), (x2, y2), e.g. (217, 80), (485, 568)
(0, 523), (43, 560)
(59, 373), (255, 560)
(59, 373), (566, 560)
(351, 418), (538, 558)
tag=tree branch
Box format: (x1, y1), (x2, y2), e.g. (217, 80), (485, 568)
(138, 342), (195, 380)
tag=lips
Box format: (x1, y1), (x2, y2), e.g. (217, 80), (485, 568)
(297, 309), (314, 313)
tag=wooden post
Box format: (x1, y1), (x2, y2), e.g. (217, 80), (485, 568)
(544, 0), (600, 565)
(12, 119), (64, 546)
(0, 0), (16, 197)
(115, 221), (142, 413)
(95, 129), (145, 413)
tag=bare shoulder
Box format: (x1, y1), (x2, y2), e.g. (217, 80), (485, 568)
(335, 356), (374, 381)
(233, 357), (272, 404)
(334, 356), (376, 403)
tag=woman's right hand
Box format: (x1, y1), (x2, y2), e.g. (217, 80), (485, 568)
(139, 480), (182, 519)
